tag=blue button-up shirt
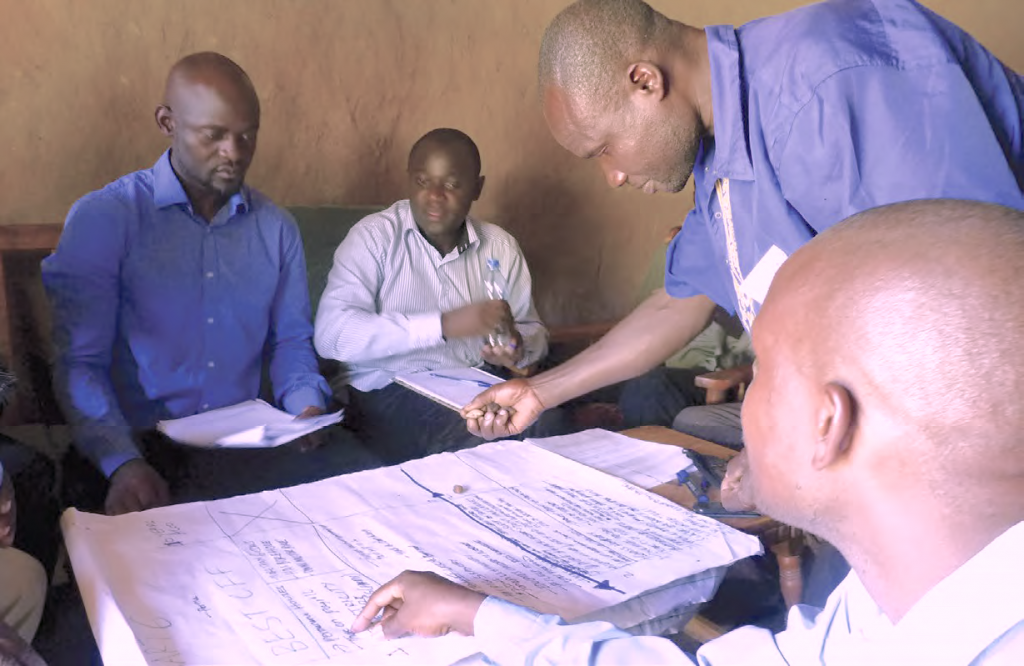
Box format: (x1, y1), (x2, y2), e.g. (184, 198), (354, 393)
(43, 151), (329, 476)
(666, 0), (1024, 322)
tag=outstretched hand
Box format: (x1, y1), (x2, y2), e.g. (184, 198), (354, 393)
(352, 571), (485, 639)
(461, 378), (544, 440)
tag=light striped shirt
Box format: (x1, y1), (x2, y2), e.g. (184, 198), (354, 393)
(314, 200), (547, 391)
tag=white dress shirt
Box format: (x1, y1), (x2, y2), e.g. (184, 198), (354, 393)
(471, 521), (1024, 665)
(314, 200), (547, 391)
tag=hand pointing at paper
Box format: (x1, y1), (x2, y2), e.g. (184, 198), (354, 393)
(352, 571), (485, 639)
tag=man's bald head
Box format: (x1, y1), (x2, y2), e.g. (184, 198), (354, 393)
(743, 200), (1024, 621)
(155, 52), (261, 213)
(539, 0), (674, 110)
(743, 199), (1024, 544)
(748, 199), (1024, 529)
(164, 52), (260, 118)
(793, 200), (1024, 457)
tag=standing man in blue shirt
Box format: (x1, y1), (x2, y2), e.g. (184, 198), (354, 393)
(464, 0), (1024, 439)
(44, 52), (379, 515)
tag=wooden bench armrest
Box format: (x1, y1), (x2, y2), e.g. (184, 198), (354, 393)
(695, 365), (754, 404)
(0, 224), (62, 252)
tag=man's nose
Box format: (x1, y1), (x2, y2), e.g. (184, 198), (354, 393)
(220, 135), (244, 162)
(602, 163), (627, 188)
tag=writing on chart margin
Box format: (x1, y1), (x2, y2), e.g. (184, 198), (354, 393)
(203, 564), (312, 658)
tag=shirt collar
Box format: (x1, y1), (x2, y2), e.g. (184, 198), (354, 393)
(703, 25), (755, 182)
(881, 520), (1024, 664)
(152, 150), (251, 217)
(399, 199), (480, 257)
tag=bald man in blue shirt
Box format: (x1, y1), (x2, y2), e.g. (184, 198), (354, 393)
(44, 53), (379, 515)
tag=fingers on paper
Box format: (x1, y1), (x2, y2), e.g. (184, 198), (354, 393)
(352, 578), (404, 633)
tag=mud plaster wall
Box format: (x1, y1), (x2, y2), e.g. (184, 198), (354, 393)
(1, 0), (1021, 327)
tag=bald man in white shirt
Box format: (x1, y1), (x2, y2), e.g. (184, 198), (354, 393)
(351, 199), (1024, 665)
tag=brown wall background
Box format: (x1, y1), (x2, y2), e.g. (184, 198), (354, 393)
(1, 0), (1021, 327)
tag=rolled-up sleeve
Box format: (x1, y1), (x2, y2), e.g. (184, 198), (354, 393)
(665, 208), (736, 312)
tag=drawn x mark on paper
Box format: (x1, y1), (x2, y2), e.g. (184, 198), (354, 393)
(217, 501), (311, 537)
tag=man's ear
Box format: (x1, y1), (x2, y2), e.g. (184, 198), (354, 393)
(811, 382), (855, 471)
(155, 105), (174, 137)
(627, 62), (667, 100)
(473, 175), (485, 202)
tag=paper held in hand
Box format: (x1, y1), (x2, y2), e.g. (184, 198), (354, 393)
(157, 399), (343, 448)
(393, 367), (503, 411)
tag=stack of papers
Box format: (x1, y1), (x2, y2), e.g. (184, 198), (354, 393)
(393, 367), (503, 411)
(529, 429), (691, 488)
(157, 399), (343, 448)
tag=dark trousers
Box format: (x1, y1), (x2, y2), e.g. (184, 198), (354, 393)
(616, 366), (707, 430)
(0, 435), (60, 579)
(62, 425), (383, 511)
(347, 383), (571, 465)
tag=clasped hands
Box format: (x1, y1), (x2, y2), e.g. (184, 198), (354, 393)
(441, 300), (524, 369)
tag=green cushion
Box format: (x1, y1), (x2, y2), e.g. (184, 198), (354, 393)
(287, 205), (383, 313)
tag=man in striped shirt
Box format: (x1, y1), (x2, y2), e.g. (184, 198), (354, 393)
(314, 129), (563, 464)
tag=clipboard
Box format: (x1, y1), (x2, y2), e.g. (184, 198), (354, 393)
(393, 367), (503, 411)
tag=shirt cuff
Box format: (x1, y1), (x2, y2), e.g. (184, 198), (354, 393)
(281, 385), (328, 416)
(76, 425), (143, 478)
(406, 312), (445, 348)
(100, 450), (143, 479)
(474, 596), (563, 643)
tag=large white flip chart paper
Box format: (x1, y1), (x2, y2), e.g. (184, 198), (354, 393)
(63, 441), (761, 665)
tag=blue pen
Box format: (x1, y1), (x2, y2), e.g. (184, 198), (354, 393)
(676, 466), (710, 505)
(428, 373), (495, 389)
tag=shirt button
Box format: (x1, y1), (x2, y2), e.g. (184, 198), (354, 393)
(207, 361), (216, 368)
(207, 317), (215, 324)
(202, 403), (210, 410)
(714, 212), (722, 220)
(205, 271), (214, 278)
